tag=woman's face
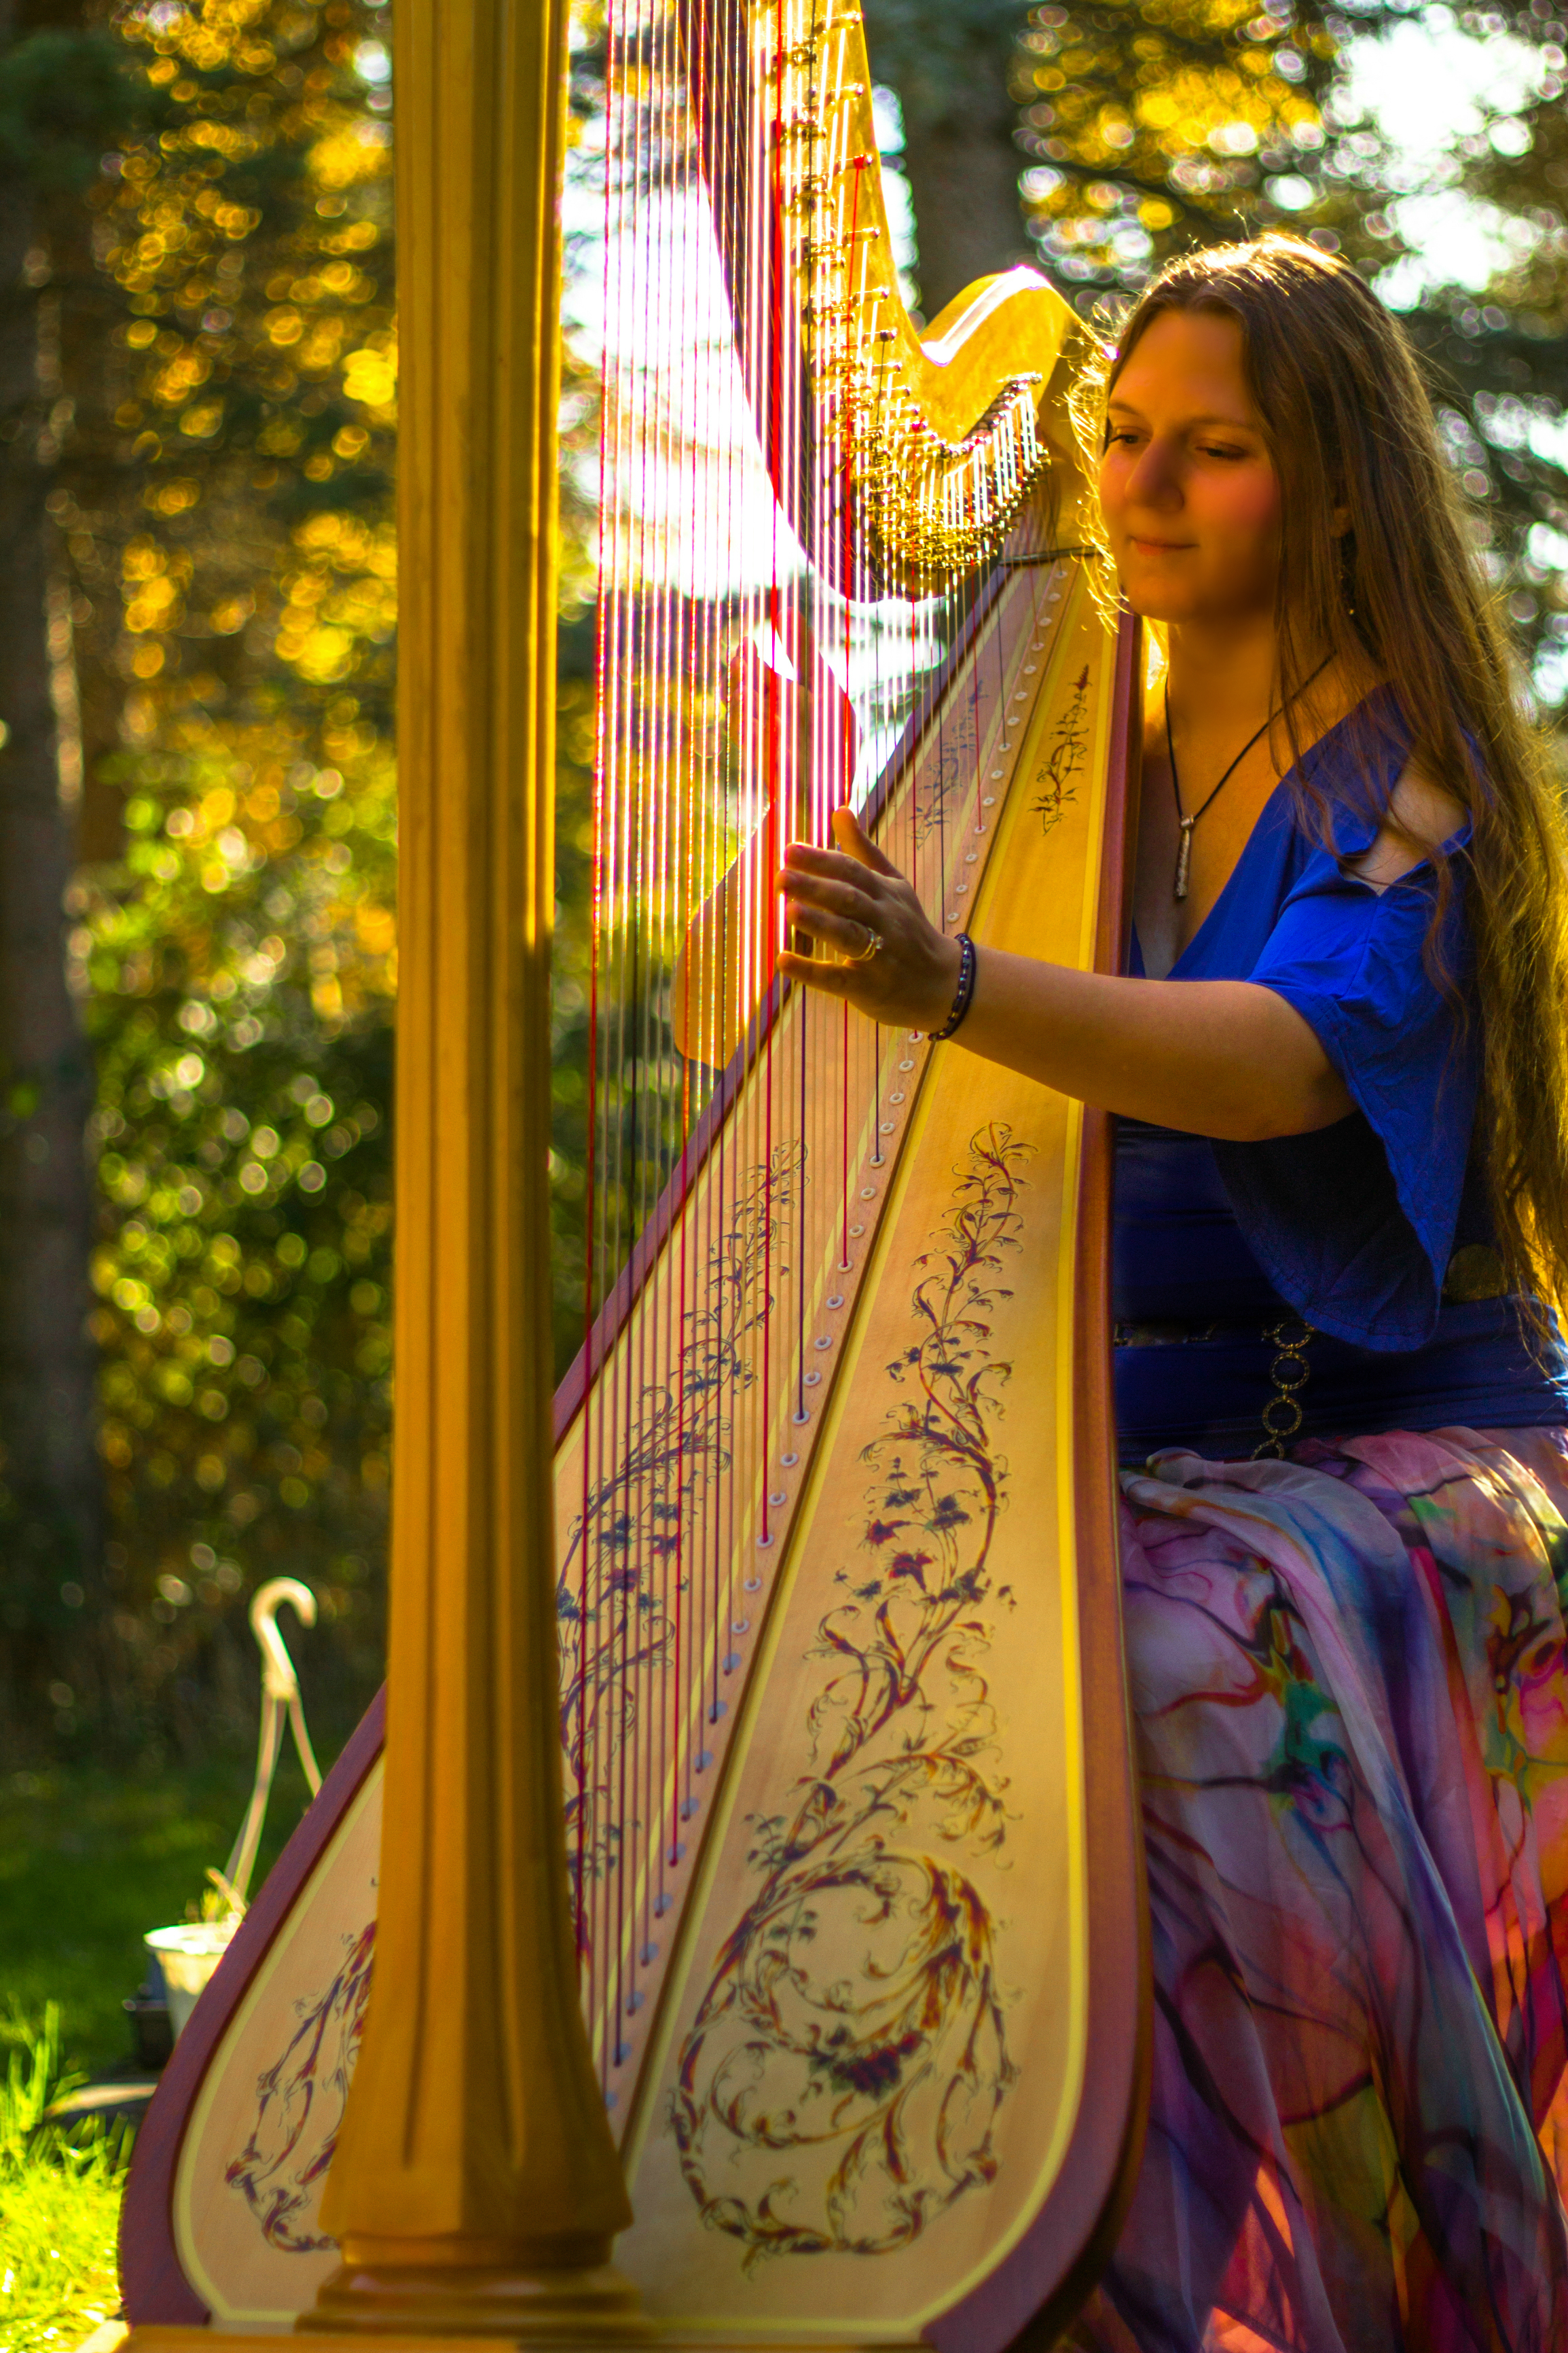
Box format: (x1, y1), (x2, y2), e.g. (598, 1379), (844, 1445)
(1098, 306), (1283, 630)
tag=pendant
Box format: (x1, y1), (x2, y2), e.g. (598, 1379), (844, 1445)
(1173, 814), (1195, 902)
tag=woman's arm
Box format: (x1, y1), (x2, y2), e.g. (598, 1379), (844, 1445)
(778, 810), (1353, 1143)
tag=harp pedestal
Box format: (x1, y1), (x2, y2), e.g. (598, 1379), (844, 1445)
(295, 2260), (649, 2341)
(131, 2324), (930, 2343)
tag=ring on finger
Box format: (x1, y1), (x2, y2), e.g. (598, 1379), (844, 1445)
(846, 923), (883, 964)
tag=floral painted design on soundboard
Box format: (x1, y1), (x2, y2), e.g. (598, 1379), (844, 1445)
(224, 1917), (374, 2251)
(912, 700), (979, 846)
(557, 1142), (803, 1914)
(1030, 660), (1089, 838)
(670, 1124), (1029, 2265)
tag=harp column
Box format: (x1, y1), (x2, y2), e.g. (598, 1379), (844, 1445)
(297, 0), (642, 2331)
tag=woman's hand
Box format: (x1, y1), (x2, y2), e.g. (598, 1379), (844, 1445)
(776, 806), (962, 1030)
(776, 807), (1351, 1141)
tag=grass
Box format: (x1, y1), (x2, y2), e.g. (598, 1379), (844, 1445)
(0, 2007), (125, 2353)
(0, 1754), (322, 2079)
(0, 1751), (333, 2345)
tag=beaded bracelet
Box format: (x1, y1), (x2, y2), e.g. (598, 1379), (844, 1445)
(928, 932), (977, 1042)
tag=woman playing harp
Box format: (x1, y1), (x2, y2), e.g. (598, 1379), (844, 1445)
(780, 233), (1568, 2349)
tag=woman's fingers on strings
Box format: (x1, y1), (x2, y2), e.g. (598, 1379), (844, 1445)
(778, 864), (879, 925)
(778, 947), (856, 996)
(780, 840), (879, 892)
(776, 812), (918, 1007)
(831, 802), (900, 877)
(785, 898), (877, 957)
(780, 810), (902, 888)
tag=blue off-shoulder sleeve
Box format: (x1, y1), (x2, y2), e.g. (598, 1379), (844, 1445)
(1209, 817), (1479, 1351)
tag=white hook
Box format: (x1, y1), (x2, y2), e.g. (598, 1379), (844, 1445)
(249, 1577), (316, 1703)
(223, 1577), (325, 1909)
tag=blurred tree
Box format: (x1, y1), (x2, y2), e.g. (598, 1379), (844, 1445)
(1008, 0), (1336, 287)
(0, 2), (143, 1750)
(860, 0), (1038, 313)
(1315, 5), (1568, 710)
(865, 0), (1568, 719)
(12, 0), (602, 1760)
(77, 722), (395, 1755)
(863, 0), (1336, 316)
(0, 0), (403, 1761)
(1014, 0), (1568, 711)
(79, 0), (398, 1759)
(66, 0), (396, 783)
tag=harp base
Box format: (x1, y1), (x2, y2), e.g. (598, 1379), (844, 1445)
(125, 2332), (924, 2352)
(293, 2253), (649, 2341)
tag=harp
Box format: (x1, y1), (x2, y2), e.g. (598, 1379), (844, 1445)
(120, 0), (1147, 2343)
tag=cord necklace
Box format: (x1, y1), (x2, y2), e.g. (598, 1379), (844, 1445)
(1165, 658), (1330, 901)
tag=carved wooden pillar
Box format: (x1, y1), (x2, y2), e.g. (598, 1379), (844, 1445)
(293, 0), (641, 2330)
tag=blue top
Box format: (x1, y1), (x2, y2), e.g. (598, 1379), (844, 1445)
(1114, 692), (1568, 1461)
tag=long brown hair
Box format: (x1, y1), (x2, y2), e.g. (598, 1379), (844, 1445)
(1082, 232), (1568, 1315)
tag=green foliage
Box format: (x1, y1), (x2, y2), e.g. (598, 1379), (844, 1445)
(65, 0), (397, 725)
(0, 31), (143, 194)
(1010, 0), (1335, 274)
(0, 2009), (124, 2353)
(1010, 0), (1568, 701)
(867, 0), (1568, 701)
(75, 723), (394, 1727)
(1321, 9), (1568, 704)
(3, 0), (403, 1750)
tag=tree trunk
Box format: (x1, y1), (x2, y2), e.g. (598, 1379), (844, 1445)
(899, 46), (1034, 320)
(862, 0), (1035, 323)
(0, 0), (105, 1753)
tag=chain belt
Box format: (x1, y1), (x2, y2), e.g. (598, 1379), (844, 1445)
(1114, 1246), (1508, 1458)
(1114, 1314), (1317, 1458)
(1252, 1316), (1315, 1458)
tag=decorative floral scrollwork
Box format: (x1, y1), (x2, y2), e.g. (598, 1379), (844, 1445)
(1031, 662), (1089, 838)
(558, 1144), (803, 1910)
(671, 1124), (1032, 2265)
(224, 1918), (375, 2252)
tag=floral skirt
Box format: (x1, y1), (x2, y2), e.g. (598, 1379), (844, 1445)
(1071, 1426), (1568, 2353)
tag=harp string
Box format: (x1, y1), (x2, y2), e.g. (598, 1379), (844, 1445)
(575, 0), (1040, 2101)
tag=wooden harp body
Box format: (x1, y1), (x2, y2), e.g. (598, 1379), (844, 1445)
(121, 0), (1148, 2340)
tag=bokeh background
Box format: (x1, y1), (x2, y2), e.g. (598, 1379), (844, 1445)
(0, 0), (1564, 2217)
